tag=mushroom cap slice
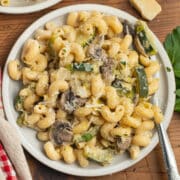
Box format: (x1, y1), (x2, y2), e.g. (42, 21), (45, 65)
(60, 90), (87, 114)
(116, 136), (132, 151)
(88, 44), (107, 61)
(100, 58), (115, 85)
(49, 121), (73, 146)
(123, 20), (135, 36)
(134, 36), (147, 56)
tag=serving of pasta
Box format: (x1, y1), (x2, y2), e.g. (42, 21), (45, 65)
(7, 11), (164, 167)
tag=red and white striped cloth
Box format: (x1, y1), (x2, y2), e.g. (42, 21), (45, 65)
(0, 144), (17, 180)
(0, 68), (17, 180)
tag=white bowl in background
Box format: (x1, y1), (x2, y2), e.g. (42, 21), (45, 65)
(0, 0), (62, 14)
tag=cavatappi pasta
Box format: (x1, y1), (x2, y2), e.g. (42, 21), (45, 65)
(8, 11), (164, 166)
(0, 0), (9, 6)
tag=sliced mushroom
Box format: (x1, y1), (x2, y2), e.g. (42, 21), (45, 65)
(134, 36), (147, 56)
(116, 136), (132, 151)
(100, 58), (115, 85)
(123, 20), (151, 57)
(133, 94), (139, 106)
(123, 20), (135, 36)
(49, 121), (73, 146)
(60, 90), (87, 114)
(88, 44), (107, 61)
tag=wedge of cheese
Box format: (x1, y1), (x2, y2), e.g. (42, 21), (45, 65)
(130, 0), (162, 21)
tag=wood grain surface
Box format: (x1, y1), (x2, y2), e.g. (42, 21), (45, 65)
(0, 0), (180, 179)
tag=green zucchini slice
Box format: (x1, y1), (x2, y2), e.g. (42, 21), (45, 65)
(135, 66), (149, 98)
(84, 146), (113, 165)
(135, 21), (157, 56)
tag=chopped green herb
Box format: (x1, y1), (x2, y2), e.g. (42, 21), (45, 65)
(81, 33), (96, 48)
(166, 67), (171, 72)
(73, 126), (99, 144)
(75, 30), (96, 48)
(81, 133), (93, 141)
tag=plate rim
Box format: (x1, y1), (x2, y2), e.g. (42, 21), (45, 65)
(2, 4), (176, 177)
(0, 0), (62, 14)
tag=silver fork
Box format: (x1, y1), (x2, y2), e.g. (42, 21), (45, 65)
(153, 94), (180, 180)
(151, 55), (179, 180)
(156, 122), (180, 180)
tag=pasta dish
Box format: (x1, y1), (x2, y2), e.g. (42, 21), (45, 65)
(7, 11), (163, 167)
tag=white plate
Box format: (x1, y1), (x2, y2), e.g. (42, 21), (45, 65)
(0, 0), (62, 14)
(2, 4), (175, 177)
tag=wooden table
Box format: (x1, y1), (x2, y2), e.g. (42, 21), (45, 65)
(0, 0), (180, 179)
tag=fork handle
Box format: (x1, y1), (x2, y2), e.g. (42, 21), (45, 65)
(156, 124), (180, 180)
